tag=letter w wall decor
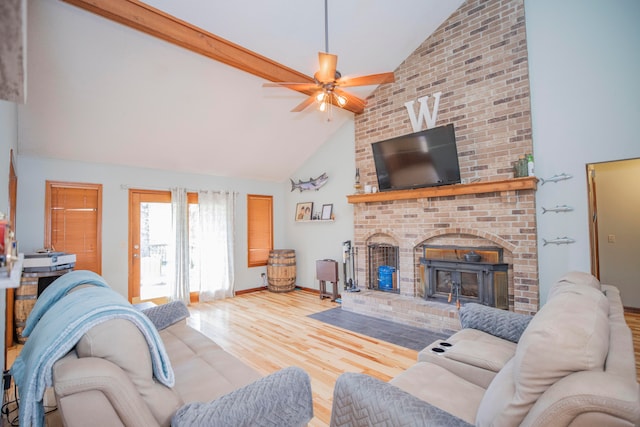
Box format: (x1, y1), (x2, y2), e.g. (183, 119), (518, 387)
(404, 91), (442, 132)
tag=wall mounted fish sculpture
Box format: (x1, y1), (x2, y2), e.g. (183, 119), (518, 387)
(542, 205), (574, 214)
(290, 173), (329, 192)
(542, 236), (576, 246)
(540, 173), (572, 185)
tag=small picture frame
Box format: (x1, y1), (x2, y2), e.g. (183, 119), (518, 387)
(295, 202), (313, 221)
(321, 204), (333, 220)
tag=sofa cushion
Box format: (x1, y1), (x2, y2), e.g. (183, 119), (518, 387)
(419, 330), (516, 389)
(391, 362), (485, 425)
(76, 318), (182, 426)
(444, 339), (515, 373)
(459, 303), (533, 343)
(141, 301), (190, 331)
(475, 283), (610, 427)
(160, 320), (262, 404)
(547, 271), (601, 301)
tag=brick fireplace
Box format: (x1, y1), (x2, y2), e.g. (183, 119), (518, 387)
(341, 0), (538, 330)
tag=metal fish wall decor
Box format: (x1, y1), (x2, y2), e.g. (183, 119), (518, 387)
(542, 237), (576, 246)
(542, 205), (574, 214)
(540, 173), (572, 185)
(290, 173), (329, 192)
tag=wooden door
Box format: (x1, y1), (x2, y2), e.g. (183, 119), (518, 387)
(128, 190), (171, 303)
(45, 181), (102, 273)
(587, 165), (600, 278)
(5, 151), (18, 354)
(129, 189), (199, 304)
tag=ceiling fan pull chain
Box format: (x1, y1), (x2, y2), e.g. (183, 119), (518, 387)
(324, 0), (329, 53)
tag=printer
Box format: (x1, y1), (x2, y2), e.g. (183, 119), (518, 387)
(23, 252), (76, 272)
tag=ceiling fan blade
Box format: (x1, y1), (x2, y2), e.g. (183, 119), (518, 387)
(291, 95), (317, 112)
(316, 52), (338, 82)
(263, 82), (319, 91)
(337, 72), (396, 88)
(334, 88), (366, 112)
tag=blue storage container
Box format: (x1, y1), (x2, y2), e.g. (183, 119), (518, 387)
(378, 265), (395, 290)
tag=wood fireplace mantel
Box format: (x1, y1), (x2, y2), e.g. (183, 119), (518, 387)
(347, 176), (537, 204)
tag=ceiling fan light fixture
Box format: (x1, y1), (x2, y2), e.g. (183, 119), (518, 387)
(262, 0), (395, 116)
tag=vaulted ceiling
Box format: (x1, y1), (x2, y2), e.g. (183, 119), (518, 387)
(20, 0), (464, 181)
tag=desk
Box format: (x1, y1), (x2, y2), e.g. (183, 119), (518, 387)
(316, 259), (339, 301)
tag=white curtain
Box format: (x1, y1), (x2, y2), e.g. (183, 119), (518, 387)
(170, 187), (190, 304)
(198, 190), (236, 302)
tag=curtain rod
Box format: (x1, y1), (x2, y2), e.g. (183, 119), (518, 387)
(119, 184), (238, 195)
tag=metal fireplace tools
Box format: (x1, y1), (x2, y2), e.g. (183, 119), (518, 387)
(342, 240), (360, 292)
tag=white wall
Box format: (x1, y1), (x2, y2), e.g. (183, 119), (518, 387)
(0, 101), (17, 230)
(16, 155), (286, 298)
(594, 159), (640, 307)
(525, 0), (640, 303)
(283, 121), (355, 290)
(0, 100), (19, 381)
(18, 0), (348, 183)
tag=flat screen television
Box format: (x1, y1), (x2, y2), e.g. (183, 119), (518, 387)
(371, 124), (461, 192)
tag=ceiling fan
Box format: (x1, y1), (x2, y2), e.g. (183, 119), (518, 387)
(263, 0), (396, 115)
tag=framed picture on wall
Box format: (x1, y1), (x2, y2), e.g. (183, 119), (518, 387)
(295, 202), (313, 221)
(321, 204), (333, 220)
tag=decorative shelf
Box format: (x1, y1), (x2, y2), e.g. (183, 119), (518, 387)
(0, 253), (24, 289)
(296, 219), (335, 223)
(347, 177), (538, 204)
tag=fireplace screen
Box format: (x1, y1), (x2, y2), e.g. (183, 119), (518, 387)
(367, 243), (399, 293)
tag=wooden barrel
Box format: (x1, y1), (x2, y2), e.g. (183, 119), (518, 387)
(14, 276), (38, 344)
(267, 249), (296, 292)
(14, 268), (72, 344)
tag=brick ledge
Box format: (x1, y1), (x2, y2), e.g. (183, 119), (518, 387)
(340, 289), (462, 335)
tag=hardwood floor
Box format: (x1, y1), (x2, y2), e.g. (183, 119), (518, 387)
(3, 290), (640, 427)
(188, 290), (640, 427)
(187, 289), (418, 426)
(624, 310), (640, 382)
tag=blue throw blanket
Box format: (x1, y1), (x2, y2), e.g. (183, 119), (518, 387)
(11, 273), (175, 427)
(21, 270), (109, 338)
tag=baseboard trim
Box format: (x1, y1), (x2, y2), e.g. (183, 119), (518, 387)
(235, 285), (322, 296)
(236, 286), (268, 295)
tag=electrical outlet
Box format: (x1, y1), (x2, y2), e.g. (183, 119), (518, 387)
(608, 234), (616, 243)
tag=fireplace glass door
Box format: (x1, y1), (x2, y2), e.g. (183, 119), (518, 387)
(423, 259), (508, 309)
(435, 270), (480, 299)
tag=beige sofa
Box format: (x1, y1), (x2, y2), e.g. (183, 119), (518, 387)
(330, 272), (640, 426)
(52, 303), (314, 427)
(11, 270), (313, 427)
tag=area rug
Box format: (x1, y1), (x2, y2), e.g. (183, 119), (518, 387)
(308, 307), (448, 351)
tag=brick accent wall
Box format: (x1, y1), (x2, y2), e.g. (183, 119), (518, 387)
(351, 0), (538, 314)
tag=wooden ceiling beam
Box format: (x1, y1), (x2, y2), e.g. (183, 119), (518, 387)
(60, 0), (365, 114)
